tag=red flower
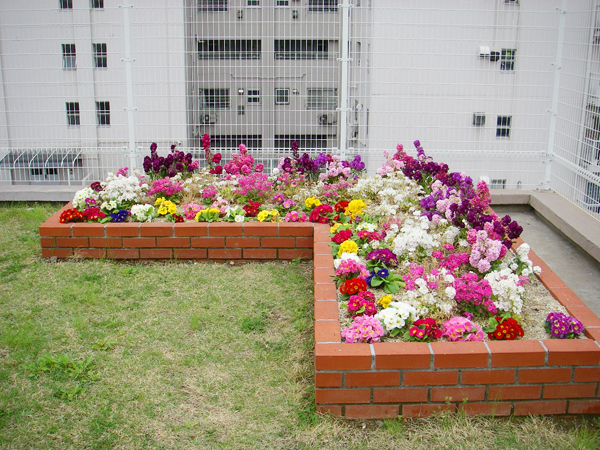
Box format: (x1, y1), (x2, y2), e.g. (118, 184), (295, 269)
(59, 208), (84, 223)
(334, 200), (349, 213)
(173, 214), (184, 223)
(243, 201), (261, 217)
(331, 229), (352, 244)
(309, 204), (333, 224)
(82, 207), (107, 222)
(487, 316), (524, 341)
(340, 278), (368, 295)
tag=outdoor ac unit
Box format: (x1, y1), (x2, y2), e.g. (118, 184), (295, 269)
(473, 113), (486, 126)
(490, 51), (500, 62)
(479, 46), (491, 58)
(200, 113), (217, 124)
(318, 113), (337, 125)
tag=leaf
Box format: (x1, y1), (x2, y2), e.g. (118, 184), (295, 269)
(384, 282), (400, 294)
(390, 328), (400, 337)
(370, 278), (383, 287)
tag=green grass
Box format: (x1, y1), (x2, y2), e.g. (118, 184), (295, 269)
(0, 202), (599, 450)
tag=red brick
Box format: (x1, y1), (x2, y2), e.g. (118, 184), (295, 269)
(315, 389), (370, 404)
(314, 267), (335, 284)
(208, 223), (243, 236)
(314, 242), (333, 255)
(279, 223), (314, 236)
(315, 343), (371, 371)
(39, 224), (72, 237)
(315, 405), (342, 417)
(537, 271), (568, 290)
(528, 250), (552, 273)
(543, 384), (597, 399)
(140, 248), (172, 259)
(513, 400), (567, 416)
(565, 306), (600, 327)
(373, 342), (431, 369)
(373, 388), (428, 403)
(56, 237), (89, 248)
(75, 248), (106, 258)
(174, 223), (208, 236)
(573, 367), (600, 382)
(461, 369), (516, 385)
(243, 248), (277, 259)
(260, 237), (295, 248)
(568, 400), (600, 414)
(345, 372), (400, 387)
(550, 287), (587, 307)
(518, 368), (572, 384)
(139, 223), (173, 237)
(72, 223), (105, 237)
(208, 248), (242, 259)
(106, 249), (140, 259)
(315, 373), (342, 388)
(225, 237), (261, 248)
(242, 222), (279, 237)
(585, 327), (600, 341)
(278, 249), (313, 260)
(89, 238), (123, 248)
(314, 253), (334, 268)
(40, 237), (55, 247)
(296, 237), (314, 248)
(431, 342), (488, 369)
(487, 340), (546, 367)
(173, 248), (208, 260)
(458, 402), (511, 416)
(156, 237), (191, 248)
(315, 321), (341, 343)
(191, 237), (225, 248)
(544, 339), (600, 366)
(314, 283), (337, 301)
(105, 223), (139, 237)
(402, 403), (455, 418)
(41, 248), (73, 258)
(431, 387), (485, 402)
(122, 237), (156, 248)
(345, 405), (400, 419)
(404, 371), (459, 386)
(314, 301), (339, 320)
(488, 385), (542, 400)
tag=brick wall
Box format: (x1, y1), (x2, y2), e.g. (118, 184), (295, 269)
(39, 203), (600, 418)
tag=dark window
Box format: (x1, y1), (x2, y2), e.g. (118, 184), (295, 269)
(198, 0), (228, 11)
(200, 88), (230, 109)
(274, 40), (330, 60)
(490, 179), (507, 190)
(274, 135), (329, 153)
(60, 0), (73, 9)
(247, 89), (260, 104)
(500, 48), (516, 71)
(96, 101), (110, 126)
(62, 44), (76, 69)
(276, 0), (289, 5)
(247, 0), (259, 5)
(198, 39), (261, 60)
(93, 43), (107, 68)
(306, 88), (337, 110)
(66, 102), (80, 126)
(210, 135), (262, 151)
(275, 88), (290, 105)
(308, 0), (338, 12)
(91, 0), (104, 8)
(496, 116), (511, 138)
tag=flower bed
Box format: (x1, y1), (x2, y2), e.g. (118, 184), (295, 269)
(39, 139), (600, 418)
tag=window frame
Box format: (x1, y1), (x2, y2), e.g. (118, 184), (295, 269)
(91, 0), (104, 8)
(275, 88), (290, 105)
(96, 101), (111, 126)
(66, 102), (80, 126)
(306, 87), (338, 110)
(308, 0), (338, 12)
(59, 0), (73, 9)
(200, 88), (230, 110)
(62, 44), (76, 70)
(93, 43), (107, 68)
(500, 48), (516, 71)
(247, 0), (260, 5)
(198, 0), (228, 11)
(246, 89), (261, 105)
(274, 39), (330, 60)
(496, 115), (512, 138)
(198, 39), (261, 60)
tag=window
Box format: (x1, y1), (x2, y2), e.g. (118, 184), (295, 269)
(198, 0), (227, 11)
(96, 101), (110, 126)
(306, 88), (338, 110)
(198, 39), (261, 60)
(247, 89), (260, 104)
(585, 181), (600, 213)
(275, 88), (290, 105)
(274, 40), (330, 60)
(276, 0), (289, 5)
(247, 0), (259, 5)
(66, 102), (80, 126)
(274, 135), (329, 153)
(308, 0), (338, 12)
(93, 43), (107, 68)
(91, 0), (104, 8)
(200, 88), (230, 109)
(62, 44), (76, 69)
(490, 179), (507, 190)
(60, 0), (73, 9)
(496, 116), (511, 138)
(500, 48), (516, 71)
(210, 135), (262, 151)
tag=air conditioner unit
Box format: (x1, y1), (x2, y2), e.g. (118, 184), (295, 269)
(200, 113), (217, 124)
(318, 113), (337, 125)
(479, 46), (491, 58)
(490, 51), (500, 62)
(473, 113), (486, 126)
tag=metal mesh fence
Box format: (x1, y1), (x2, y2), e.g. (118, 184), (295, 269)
(0, 1), (598, 218)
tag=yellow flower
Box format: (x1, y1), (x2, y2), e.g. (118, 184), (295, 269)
(344, 199), (366, 218)
(157, 200), (177, 215)
(304, 197), (321, 209)
(338, 239), (359, 257)
(269, 209), (279, 218)
(209, 208), (221, 214)
(157, 205), (167, 215)
(154, 197), (166, 206)
(330, 223), (342, 234)
(257, 210), (270, 222)
(377, 295), (392, 309)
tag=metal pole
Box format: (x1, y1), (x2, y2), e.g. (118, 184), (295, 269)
(338, 0), (352, 160)
(121, 3), (137, 170)
(544, 1), (567, 190)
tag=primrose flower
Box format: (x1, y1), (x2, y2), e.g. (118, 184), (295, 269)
(377, 295), (393, 309)
(338, 240), (359, 257)
(344, 199), (366, 218)
(304, 197), (321, 209)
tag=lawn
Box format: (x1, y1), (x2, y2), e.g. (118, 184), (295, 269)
(0, 203), (599, 450)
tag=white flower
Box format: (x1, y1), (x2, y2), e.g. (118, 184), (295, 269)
(445, 286), (456, 299)
(234, 215), (245, 222)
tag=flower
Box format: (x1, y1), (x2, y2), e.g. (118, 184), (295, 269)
(341, 315), (385, 343)
(344, 199), (366, 219)
(544, 312), (584, 339)
(339, 278), (368, 296)
(486, 316), (524, 341)
(338, 240), (359, 257)
(304, 197), (321, 209)
(442, 317), (485, 341)
(377, 295), (392, 309)
(59, 208), (84, 223)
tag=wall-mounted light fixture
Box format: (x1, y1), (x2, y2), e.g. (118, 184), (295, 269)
(292, 88), (299, 95)
(238, 88), (245, 95)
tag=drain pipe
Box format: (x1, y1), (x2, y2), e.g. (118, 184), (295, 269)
(338, 0), (352, 160)
(121, 3), (138, 170)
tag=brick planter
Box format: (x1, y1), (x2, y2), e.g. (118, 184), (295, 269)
(40, 202), (600, 418)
